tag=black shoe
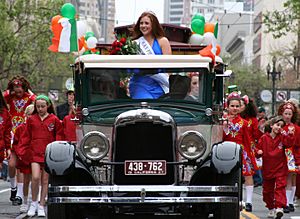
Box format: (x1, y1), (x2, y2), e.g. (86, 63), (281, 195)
(12, 196), (22, 206)
(289, 204), (295, 212)
(245, 203), (252, 212)
(10, 188), (17, 201)
(283, 206), (290, 213)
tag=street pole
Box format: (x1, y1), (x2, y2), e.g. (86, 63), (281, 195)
(267, 56), (282, 116)
(272, 73), (276, 115)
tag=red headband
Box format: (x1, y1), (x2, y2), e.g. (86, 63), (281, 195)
(283, 102), (295, 111)
(227, 92), (241, 100)
(12, 79), (22, 86)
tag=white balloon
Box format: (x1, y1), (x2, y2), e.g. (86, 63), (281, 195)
(202, 32), (217, 46)
(189, 34), (204, 45)
(86, 36), (97, 49)
(77, 20), (87, 38)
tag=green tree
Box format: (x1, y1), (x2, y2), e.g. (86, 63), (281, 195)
(263, 0), (300, 38)
(225, 64), (268, 106)
(0, 0), (74, 92)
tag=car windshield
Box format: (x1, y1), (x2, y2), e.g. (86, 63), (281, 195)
(87, 68), (208, 105)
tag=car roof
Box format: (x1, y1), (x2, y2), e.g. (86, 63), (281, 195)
(75, 54), (213, 69)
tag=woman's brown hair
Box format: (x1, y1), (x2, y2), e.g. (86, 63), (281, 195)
(132, 12), (165, 40)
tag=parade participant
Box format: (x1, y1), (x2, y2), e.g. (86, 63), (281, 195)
(129, 11), (172, 99)
(278, 101), (299, 213)
(256, 116), (295, 219)
(20, 95), (64, 217)
(4, 76), (35, 205)
(0, 90), (12, 184)
(13, 104), (34, 213)
(240, 96), (263, 187)
(187, 72), (199, 100)
(223, 92), (257, 212)
(62, 104), (76, 142)
(56, 89), (75, 120)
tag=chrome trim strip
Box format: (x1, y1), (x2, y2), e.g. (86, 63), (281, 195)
(49, 196), (237, 204)
(49, 185), (238, 193)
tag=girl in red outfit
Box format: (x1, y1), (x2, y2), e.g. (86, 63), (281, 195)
(21, 95), (64, 217)
(278, 101), (299, 212)
(62, 104), (76, 142)
(0, 90), (12, 178)
(256, 116), (295, 218)
(13, 104), (34, 213)
(4, 76), (35, 205)
(223, 92), (257, 212)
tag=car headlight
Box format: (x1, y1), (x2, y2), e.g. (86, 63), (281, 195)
(80, 131), (109, 160)
(178, 131), (206, 160)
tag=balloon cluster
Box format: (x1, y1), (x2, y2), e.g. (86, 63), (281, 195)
(49, 3), (99, 55)
(78, 31), (99, 55)
(189, 13), (220, 56)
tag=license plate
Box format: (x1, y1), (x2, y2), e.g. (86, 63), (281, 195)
(124, 160), (167, 175)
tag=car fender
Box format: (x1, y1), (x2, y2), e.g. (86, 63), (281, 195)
(45, 141), (75, 175)
(211, 141), (241, 174)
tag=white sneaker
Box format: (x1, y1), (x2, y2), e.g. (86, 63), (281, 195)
(37, 204), (46, 217)
(274, 208), (283, 219)
(267, 209), (274, 218)
(27, 202), (37, 216)
(20, 203), (28, 213)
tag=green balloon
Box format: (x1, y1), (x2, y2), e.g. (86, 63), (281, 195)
(214, 22), (219, 39)
(61, 3), (76, 19)
(191, 19), (205, 35)
(192, 13), (205, 23)
(85, 31), (95, 41)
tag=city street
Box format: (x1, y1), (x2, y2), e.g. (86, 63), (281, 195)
(1, 179), (300, 219)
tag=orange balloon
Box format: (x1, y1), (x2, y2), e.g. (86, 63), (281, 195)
(204, 23), (215, 33)
(216, 44), (221, 56)
(48, 15), (63, 52)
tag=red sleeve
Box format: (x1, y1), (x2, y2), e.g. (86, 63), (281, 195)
(242, 119), (252, 150)
(55, 116), (64, 140)
(252, 118), (263, 141)
(18, 117), (32, 158)
(255, 134), (265, 158)
(4, 110), (12, 150)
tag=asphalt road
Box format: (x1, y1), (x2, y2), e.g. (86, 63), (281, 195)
(1, 179), (300, 219)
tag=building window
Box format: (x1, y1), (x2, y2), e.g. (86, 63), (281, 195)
(170, 4), (183, 9)
(253, 12), (262, 33)
(253, 33), (262, 53)
(207, 8), (214, 13)
(170, 11), (183, 15)
(171, 0), (182, 2)
(208, 0), (215, 3)
(170, 17), (181, 22)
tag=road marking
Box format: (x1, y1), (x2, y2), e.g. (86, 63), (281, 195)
(241, 210), (260, 219)
(0, 188), (10, 194)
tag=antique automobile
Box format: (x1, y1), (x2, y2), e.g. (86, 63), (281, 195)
(45, 53), (241, 219)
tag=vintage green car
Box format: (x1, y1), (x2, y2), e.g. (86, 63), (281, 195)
(45, 54), (241, 219)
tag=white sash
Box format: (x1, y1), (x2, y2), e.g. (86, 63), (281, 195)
(136, 37), (169, 93)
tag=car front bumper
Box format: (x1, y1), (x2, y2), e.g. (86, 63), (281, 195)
(48, 185), (238, 204)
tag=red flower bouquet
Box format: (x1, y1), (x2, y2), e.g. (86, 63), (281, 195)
(110, 35), (141, 55)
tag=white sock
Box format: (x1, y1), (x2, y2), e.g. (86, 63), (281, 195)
(290, 186), (296, 205)
(31, 200), (38, 207)
(16, 183), (23, 199)
(38, 186), (41, 201)
(10, 177), (16, 188)
(286, 190), (292, 205)
(246, 185), (254, 204)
